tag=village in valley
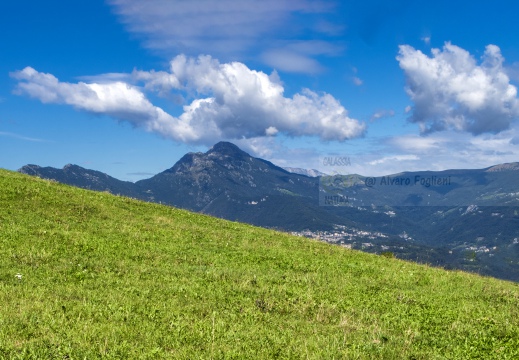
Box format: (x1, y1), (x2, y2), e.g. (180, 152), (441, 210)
(290, 224), (506, 264)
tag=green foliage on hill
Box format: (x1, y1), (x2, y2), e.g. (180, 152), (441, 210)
(1, 169), (519, 359)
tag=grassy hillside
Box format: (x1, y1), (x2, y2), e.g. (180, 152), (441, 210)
(1, 169), (519, 359)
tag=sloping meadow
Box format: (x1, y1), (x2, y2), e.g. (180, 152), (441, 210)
(1, 169), (518, 359)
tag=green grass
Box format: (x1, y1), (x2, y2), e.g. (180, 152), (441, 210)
(1, 169), (519, 359)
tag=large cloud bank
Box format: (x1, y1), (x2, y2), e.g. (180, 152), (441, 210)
(397, 42), (519, 135)
(11, 55), (365, 144)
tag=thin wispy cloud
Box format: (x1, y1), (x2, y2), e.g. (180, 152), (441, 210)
(351, 66), (363, 86)
(368, 154), (419, 166)
(0, 131), (48, 142)
(352, 76), (363, 86)
(370, 109), (395, 122)
(107, 0), (342, 74)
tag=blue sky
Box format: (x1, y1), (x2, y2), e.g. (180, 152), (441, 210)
(2, 0), (519, 180)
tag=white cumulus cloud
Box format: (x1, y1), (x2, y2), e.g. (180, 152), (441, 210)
(11, 55), (365, 145)
(397, 42), (519, 135)
(10, 66), (197, 142)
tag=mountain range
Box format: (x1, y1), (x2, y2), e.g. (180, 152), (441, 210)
(18, 141), (519, 281)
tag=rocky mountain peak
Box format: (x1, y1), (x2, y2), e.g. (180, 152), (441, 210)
(18, 164), (41, 175)
(163, 142), (251, 176)
(207, 141), (251, 159)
